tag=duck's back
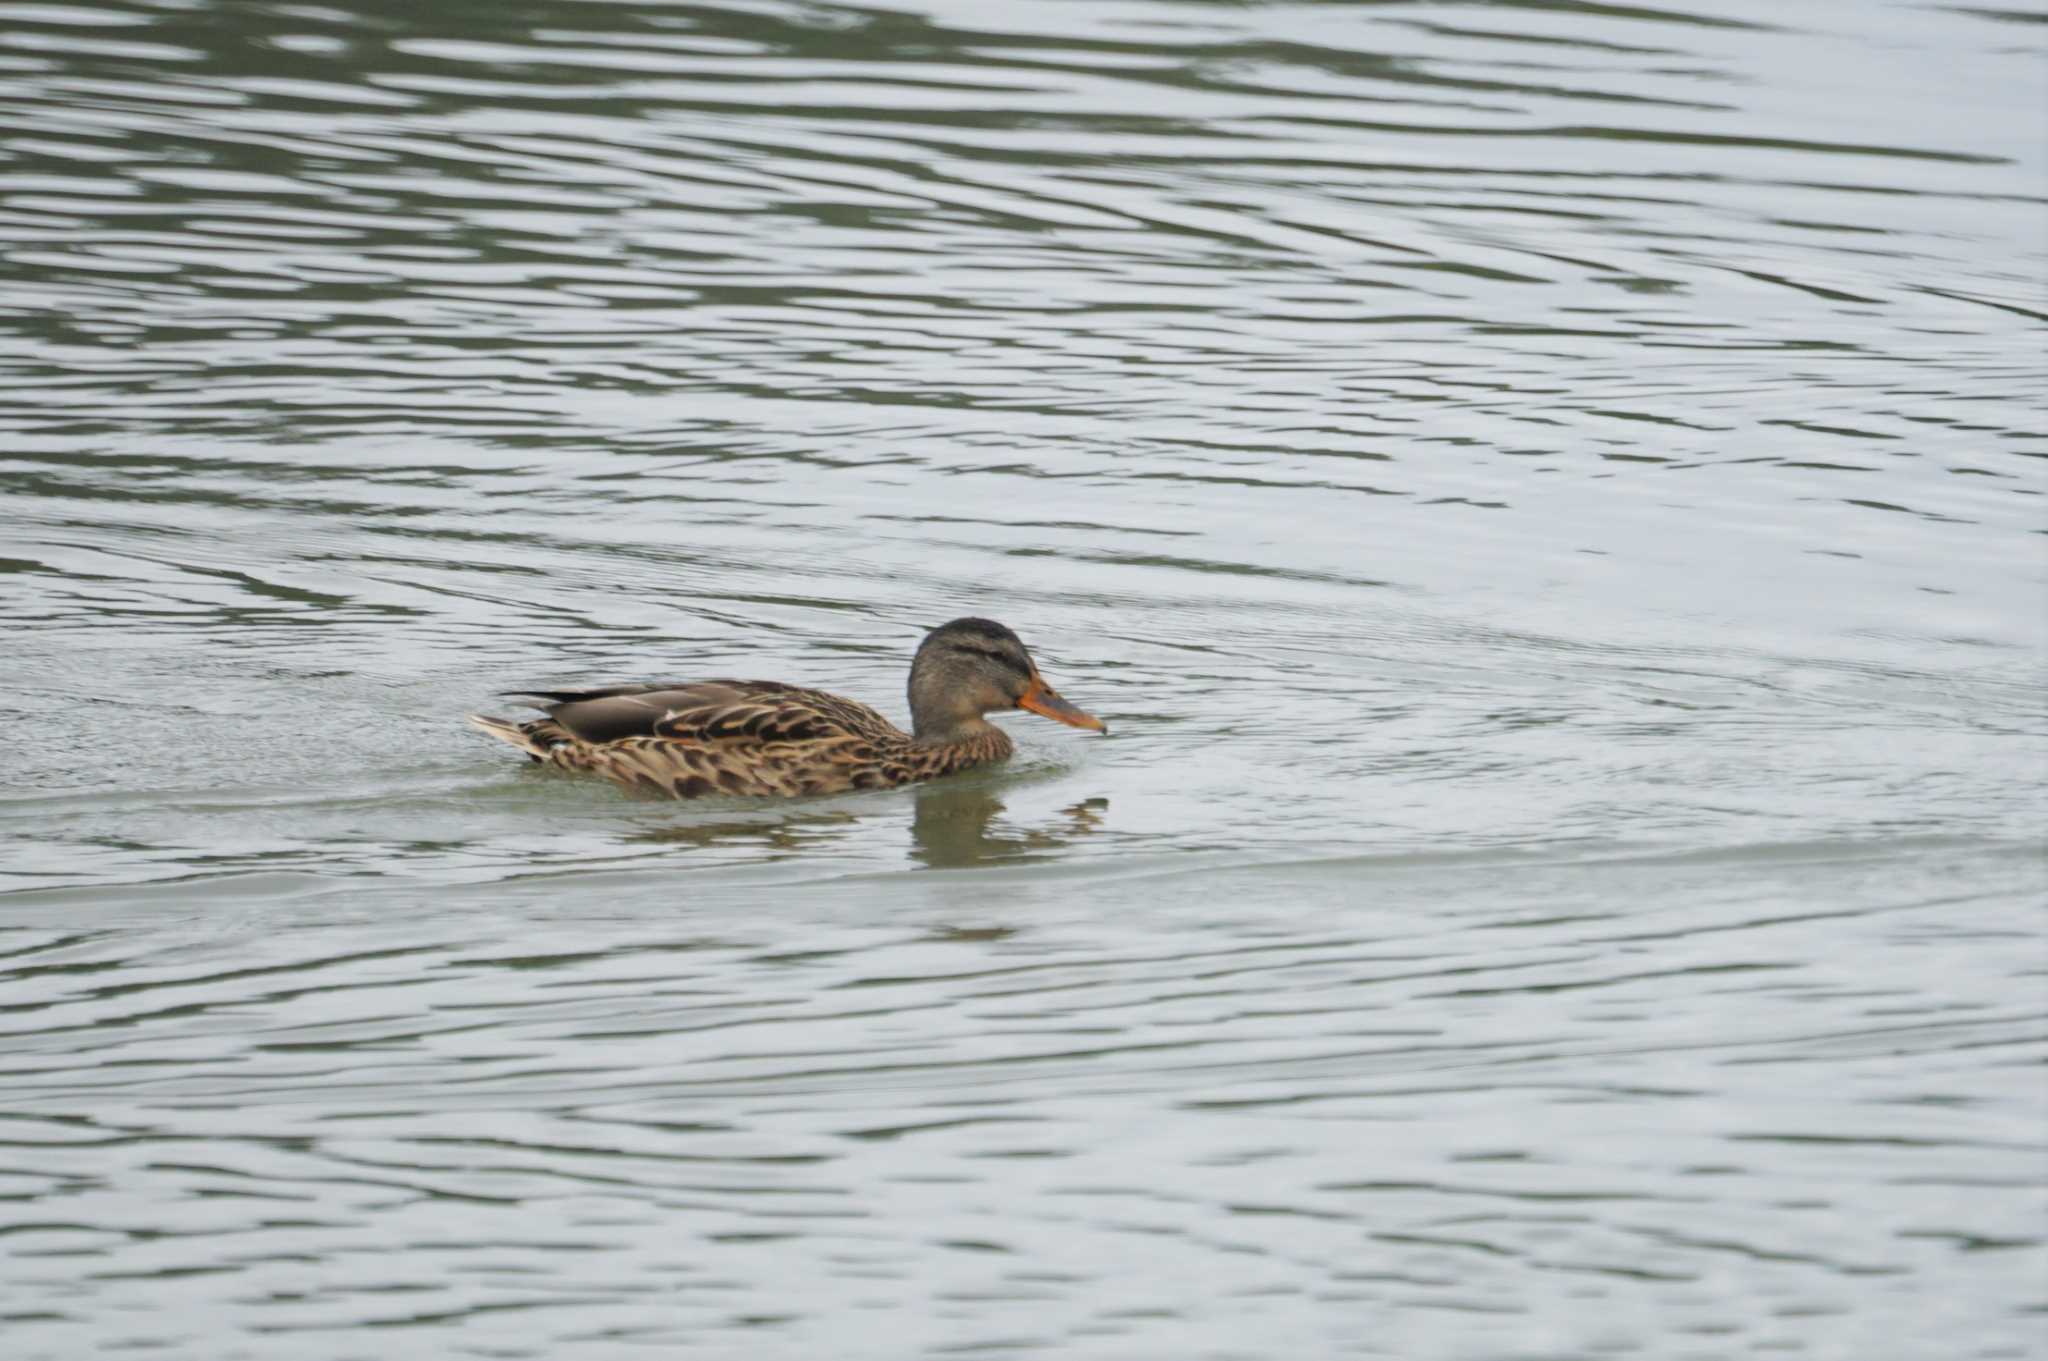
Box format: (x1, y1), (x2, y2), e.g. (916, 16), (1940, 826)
(533, 680), (893, 748)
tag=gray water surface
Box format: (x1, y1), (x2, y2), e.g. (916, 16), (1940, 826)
(2, 1), (2045, 1357)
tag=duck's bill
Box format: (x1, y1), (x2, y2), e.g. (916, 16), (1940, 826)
(1018, 677), (1108, 734)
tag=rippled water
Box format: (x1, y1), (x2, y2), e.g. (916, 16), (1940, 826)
(3, 0), (2045, 1356)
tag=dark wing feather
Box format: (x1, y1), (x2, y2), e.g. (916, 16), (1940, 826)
(503, 684), (685, 702)
(502, 681), (780, 705)
(515, 680), (888, 748)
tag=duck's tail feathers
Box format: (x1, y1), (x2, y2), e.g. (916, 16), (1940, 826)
(467, 713), (554, 760)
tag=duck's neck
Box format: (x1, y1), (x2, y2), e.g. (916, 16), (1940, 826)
(905, 719), (1013, 765)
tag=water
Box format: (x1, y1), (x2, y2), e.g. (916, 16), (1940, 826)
(2, 0), (2044, 1355)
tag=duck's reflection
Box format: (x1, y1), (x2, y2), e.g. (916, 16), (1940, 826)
(625, 809), (862, 854)
(621, 785), (1107, 868)
(910, 783), (1108, 870)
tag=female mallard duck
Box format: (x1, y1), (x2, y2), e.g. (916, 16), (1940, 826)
(467, 617), (1106, 799)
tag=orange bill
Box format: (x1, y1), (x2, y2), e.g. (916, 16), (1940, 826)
(1017, 675), (1108, 734)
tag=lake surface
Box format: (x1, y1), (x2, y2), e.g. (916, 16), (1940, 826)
(2, 0), (2044, 1356)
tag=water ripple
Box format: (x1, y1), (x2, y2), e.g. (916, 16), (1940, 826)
(3, 0), (2045, 1355)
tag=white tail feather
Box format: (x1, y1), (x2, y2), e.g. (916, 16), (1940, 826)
(467, 713), (550, 759)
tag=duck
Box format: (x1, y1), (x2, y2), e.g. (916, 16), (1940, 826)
(467, 617), (1107, 799)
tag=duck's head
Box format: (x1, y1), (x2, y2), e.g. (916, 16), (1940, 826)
(907, 617), (1108, 742)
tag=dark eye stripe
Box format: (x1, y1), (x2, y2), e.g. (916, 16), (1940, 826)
(958, 644), (1029, 672)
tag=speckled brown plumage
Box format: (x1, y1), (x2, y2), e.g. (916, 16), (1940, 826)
(467, 619), (1104, 801)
